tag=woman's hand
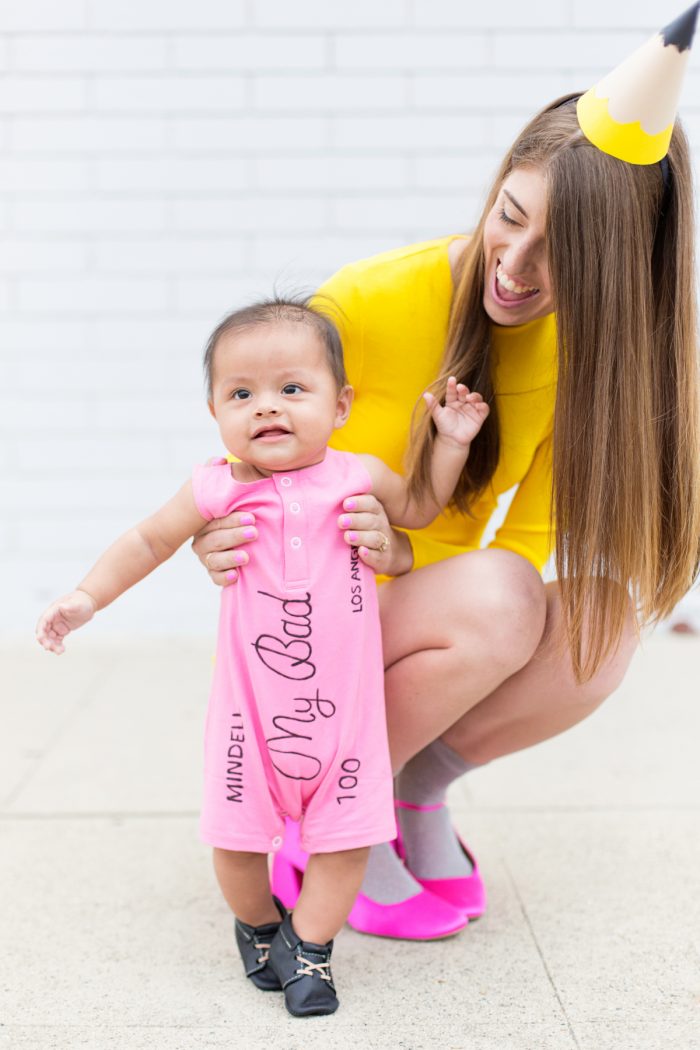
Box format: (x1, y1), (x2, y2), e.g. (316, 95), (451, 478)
(337, 494), (414, 577)
(191, 511), (258, 587)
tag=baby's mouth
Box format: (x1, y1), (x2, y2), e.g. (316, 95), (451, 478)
(253, 426), (290, 439)
(495, 261), (540, 303)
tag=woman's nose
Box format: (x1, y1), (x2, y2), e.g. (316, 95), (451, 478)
(501, 236), (542, 282)
(501, 244), (532, 279)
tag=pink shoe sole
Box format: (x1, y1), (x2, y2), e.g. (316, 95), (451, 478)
(395, 800), (487, 920)
(270, 817), (469, 940)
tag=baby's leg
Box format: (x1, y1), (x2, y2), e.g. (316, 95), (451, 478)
(293, 847), (370, 944)
(213, 848), (279, 926)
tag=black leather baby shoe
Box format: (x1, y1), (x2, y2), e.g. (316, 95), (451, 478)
(234, 895), (287, 991)
(268, 913), (339, 1016)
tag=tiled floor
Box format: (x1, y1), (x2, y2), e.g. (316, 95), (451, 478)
(2, 635), (699, 1050)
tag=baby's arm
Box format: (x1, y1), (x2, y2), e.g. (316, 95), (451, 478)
(359, 377), (489, 529)
(36, 481), (208, 654)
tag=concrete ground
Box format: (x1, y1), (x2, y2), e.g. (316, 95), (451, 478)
(1, 634), (699, 1050)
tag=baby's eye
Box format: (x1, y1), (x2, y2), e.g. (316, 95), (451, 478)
(282, 383), (303, 395)
(231, 388), (252, 400)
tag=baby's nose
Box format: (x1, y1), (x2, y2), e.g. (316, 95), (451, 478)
(256, 401), (280, 416)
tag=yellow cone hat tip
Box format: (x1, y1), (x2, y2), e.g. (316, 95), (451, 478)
(577, 2), (699, 164)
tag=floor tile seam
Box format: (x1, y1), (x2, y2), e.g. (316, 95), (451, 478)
(1, 655), (122, 810)
(0, 1020), (592, 1031)
(0, 810), (199, 821)
(2, 804), (699, 819)
(447, 804), (700, 813)
(0, 1023), (299, 1032)
(501, 854), (582, 1050)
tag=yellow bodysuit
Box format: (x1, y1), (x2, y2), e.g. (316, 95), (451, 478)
(320, 236), (558, 574)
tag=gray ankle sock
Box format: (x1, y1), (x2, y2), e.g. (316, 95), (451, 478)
(395, 739), (476, 880)
(360, 842), (423, 905)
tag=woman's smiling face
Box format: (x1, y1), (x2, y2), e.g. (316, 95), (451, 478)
(482, 164), (553, 325)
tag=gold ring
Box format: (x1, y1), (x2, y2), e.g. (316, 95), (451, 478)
(205, 552), (215, 570)
(377, 532), (390, 554)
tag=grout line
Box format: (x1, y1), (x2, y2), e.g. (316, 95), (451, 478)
(502, 855), (582, 1050)
(1, 654), (120, 810)
(2, 803), (699, 820)
(0, 811), (199, 821)
(443, 803), (700, 813)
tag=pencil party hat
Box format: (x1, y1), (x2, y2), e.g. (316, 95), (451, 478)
(576, 2), (699, 164)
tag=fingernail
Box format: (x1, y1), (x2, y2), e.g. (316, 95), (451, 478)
(348, 531), (359, 543)
(243, 526), (256, 539)
(233, 551), (247, 565)
(359, 546), (369, 557)
(240, 513), (255, 526)
(344, 498), (357, 511)
(339, 514), (352, 528)
(226, 570), (238, 584)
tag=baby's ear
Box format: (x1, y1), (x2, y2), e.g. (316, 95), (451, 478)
(207, 400), (216, 420)
(335, 385), (354, 428)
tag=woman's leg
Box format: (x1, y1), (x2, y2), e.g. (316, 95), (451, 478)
(363, 550), (636, 902)
(378, 548), (549, 770)
(377, 554), (633, 890)
(379, 550), (636, 769)
(439, 578), (637, 764)
(360, 549), (546, 903)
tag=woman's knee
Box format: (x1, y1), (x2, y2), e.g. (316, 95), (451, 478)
(379, 547), (546, 675)
(449, 549), (547, 670)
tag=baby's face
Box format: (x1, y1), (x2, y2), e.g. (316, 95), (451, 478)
(208, 321), (352, 476)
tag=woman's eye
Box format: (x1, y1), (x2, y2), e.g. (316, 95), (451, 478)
(499, 206), (518, 227)
(232, 389), (252, 400)
(282, 383), (303, 395)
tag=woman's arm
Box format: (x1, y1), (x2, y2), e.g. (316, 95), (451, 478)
(36, 481), (208, 653)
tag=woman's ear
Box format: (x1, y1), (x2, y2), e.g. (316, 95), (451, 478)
(334, 385), (354, 428)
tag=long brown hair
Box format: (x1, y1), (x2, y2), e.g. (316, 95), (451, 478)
(408, 97), (700, 681)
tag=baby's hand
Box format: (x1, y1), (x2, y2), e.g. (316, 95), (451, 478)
(36, 590), (97, 655)
(424, 376), (490, 448)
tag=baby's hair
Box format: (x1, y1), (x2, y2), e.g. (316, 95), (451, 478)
(203, 295), (348, 399)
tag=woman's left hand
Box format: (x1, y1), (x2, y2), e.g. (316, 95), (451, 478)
(337, 494), (414, 576)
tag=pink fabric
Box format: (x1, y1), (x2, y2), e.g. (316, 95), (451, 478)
(193, 448), (395, 855)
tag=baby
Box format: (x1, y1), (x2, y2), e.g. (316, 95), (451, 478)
(36, 298), (489, 1018)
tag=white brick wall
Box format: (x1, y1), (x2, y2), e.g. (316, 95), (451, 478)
(2, 0), (698, 638)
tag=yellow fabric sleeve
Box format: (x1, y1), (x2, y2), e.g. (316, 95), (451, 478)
(489, 431), (555, 572)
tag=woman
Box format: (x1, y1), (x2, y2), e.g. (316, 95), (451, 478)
(192, 31), (700, 938)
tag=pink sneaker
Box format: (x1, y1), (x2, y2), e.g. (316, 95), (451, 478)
(394, 800), (487, 920)
(270, 817), (469, 940)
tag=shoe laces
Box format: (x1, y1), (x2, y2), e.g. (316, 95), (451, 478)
(254, 940), (271, 965)
(295, 952), (332, 981)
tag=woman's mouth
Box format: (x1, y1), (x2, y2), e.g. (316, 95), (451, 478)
(493, 261), (540, 305)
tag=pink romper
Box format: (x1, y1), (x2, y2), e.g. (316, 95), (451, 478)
(192, 448), (396, 856)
